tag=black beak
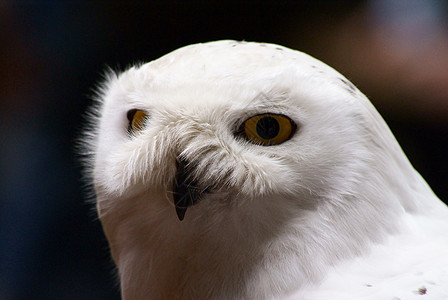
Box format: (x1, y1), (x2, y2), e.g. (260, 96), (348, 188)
(172, 158), (203, 221)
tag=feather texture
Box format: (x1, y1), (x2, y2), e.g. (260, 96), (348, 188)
(82, 40), (448, 299)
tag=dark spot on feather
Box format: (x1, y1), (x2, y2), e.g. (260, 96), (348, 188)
(418, 286), (427, 295)
(311, 65), (324, 73)
(339, 78), (357, 95)
(413, 286), (427, 295)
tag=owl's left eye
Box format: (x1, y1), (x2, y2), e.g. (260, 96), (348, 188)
(127, 109), (149, 134)
(238, 113), (297, 146)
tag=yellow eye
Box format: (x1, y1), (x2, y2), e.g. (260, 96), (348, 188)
(127, 109), (148, 134)
(242, 113), (296, 145)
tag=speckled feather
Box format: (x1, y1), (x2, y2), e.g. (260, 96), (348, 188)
(82, 40), (448, 299)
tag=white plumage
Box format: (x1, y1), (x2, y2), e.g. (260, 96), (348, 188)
(83, 40), (448, 299)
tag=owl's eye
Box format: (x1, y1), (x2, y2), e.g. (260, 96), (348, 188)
(127, 109), (149, 134)
(240, 113), (296, 146)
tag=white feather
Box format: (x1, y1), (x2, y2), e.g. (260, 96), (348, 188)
(82, 40), (448, 299)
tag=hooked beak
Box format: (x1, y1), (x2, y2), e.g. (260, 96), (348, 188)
(172, 158), (203, 221)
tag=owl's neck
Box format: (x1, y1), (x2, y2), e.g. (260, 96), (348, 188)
(104, 189), (408, 299)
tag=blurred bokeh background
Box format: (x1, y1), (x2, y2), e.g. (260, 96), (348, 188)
(1, 1), (447, 299)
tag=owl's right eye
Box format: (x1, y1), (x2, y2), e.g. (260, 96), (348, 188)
(237, 113), (297, 146)
(127, 109), (149, 134)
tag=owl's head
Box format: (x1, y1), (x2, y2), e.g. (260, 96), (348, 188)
(92, 43), (359, 213)
(87, 41), (424, 225)
(94, 43), (439, 252)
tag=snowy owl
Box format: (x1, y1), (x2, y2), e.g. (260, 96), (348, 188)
(82, 40), (448, 299)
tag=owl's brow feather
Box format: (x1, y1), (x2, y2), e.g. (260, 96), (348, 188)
(243, 91), (290, 115)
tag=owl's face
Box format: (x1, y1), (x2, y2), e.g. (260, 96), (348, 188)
(91, 41), (374, 226)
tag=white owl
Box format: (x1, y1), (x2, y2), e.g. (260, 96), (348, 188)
(83, 40), (448, 299)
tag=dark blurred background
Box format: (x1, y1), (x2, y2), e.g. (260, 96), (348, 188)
(1, 1), (447, 299)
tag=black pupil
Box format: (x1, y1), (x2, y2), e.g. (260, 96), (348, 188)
(256, 116), (280, 139)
